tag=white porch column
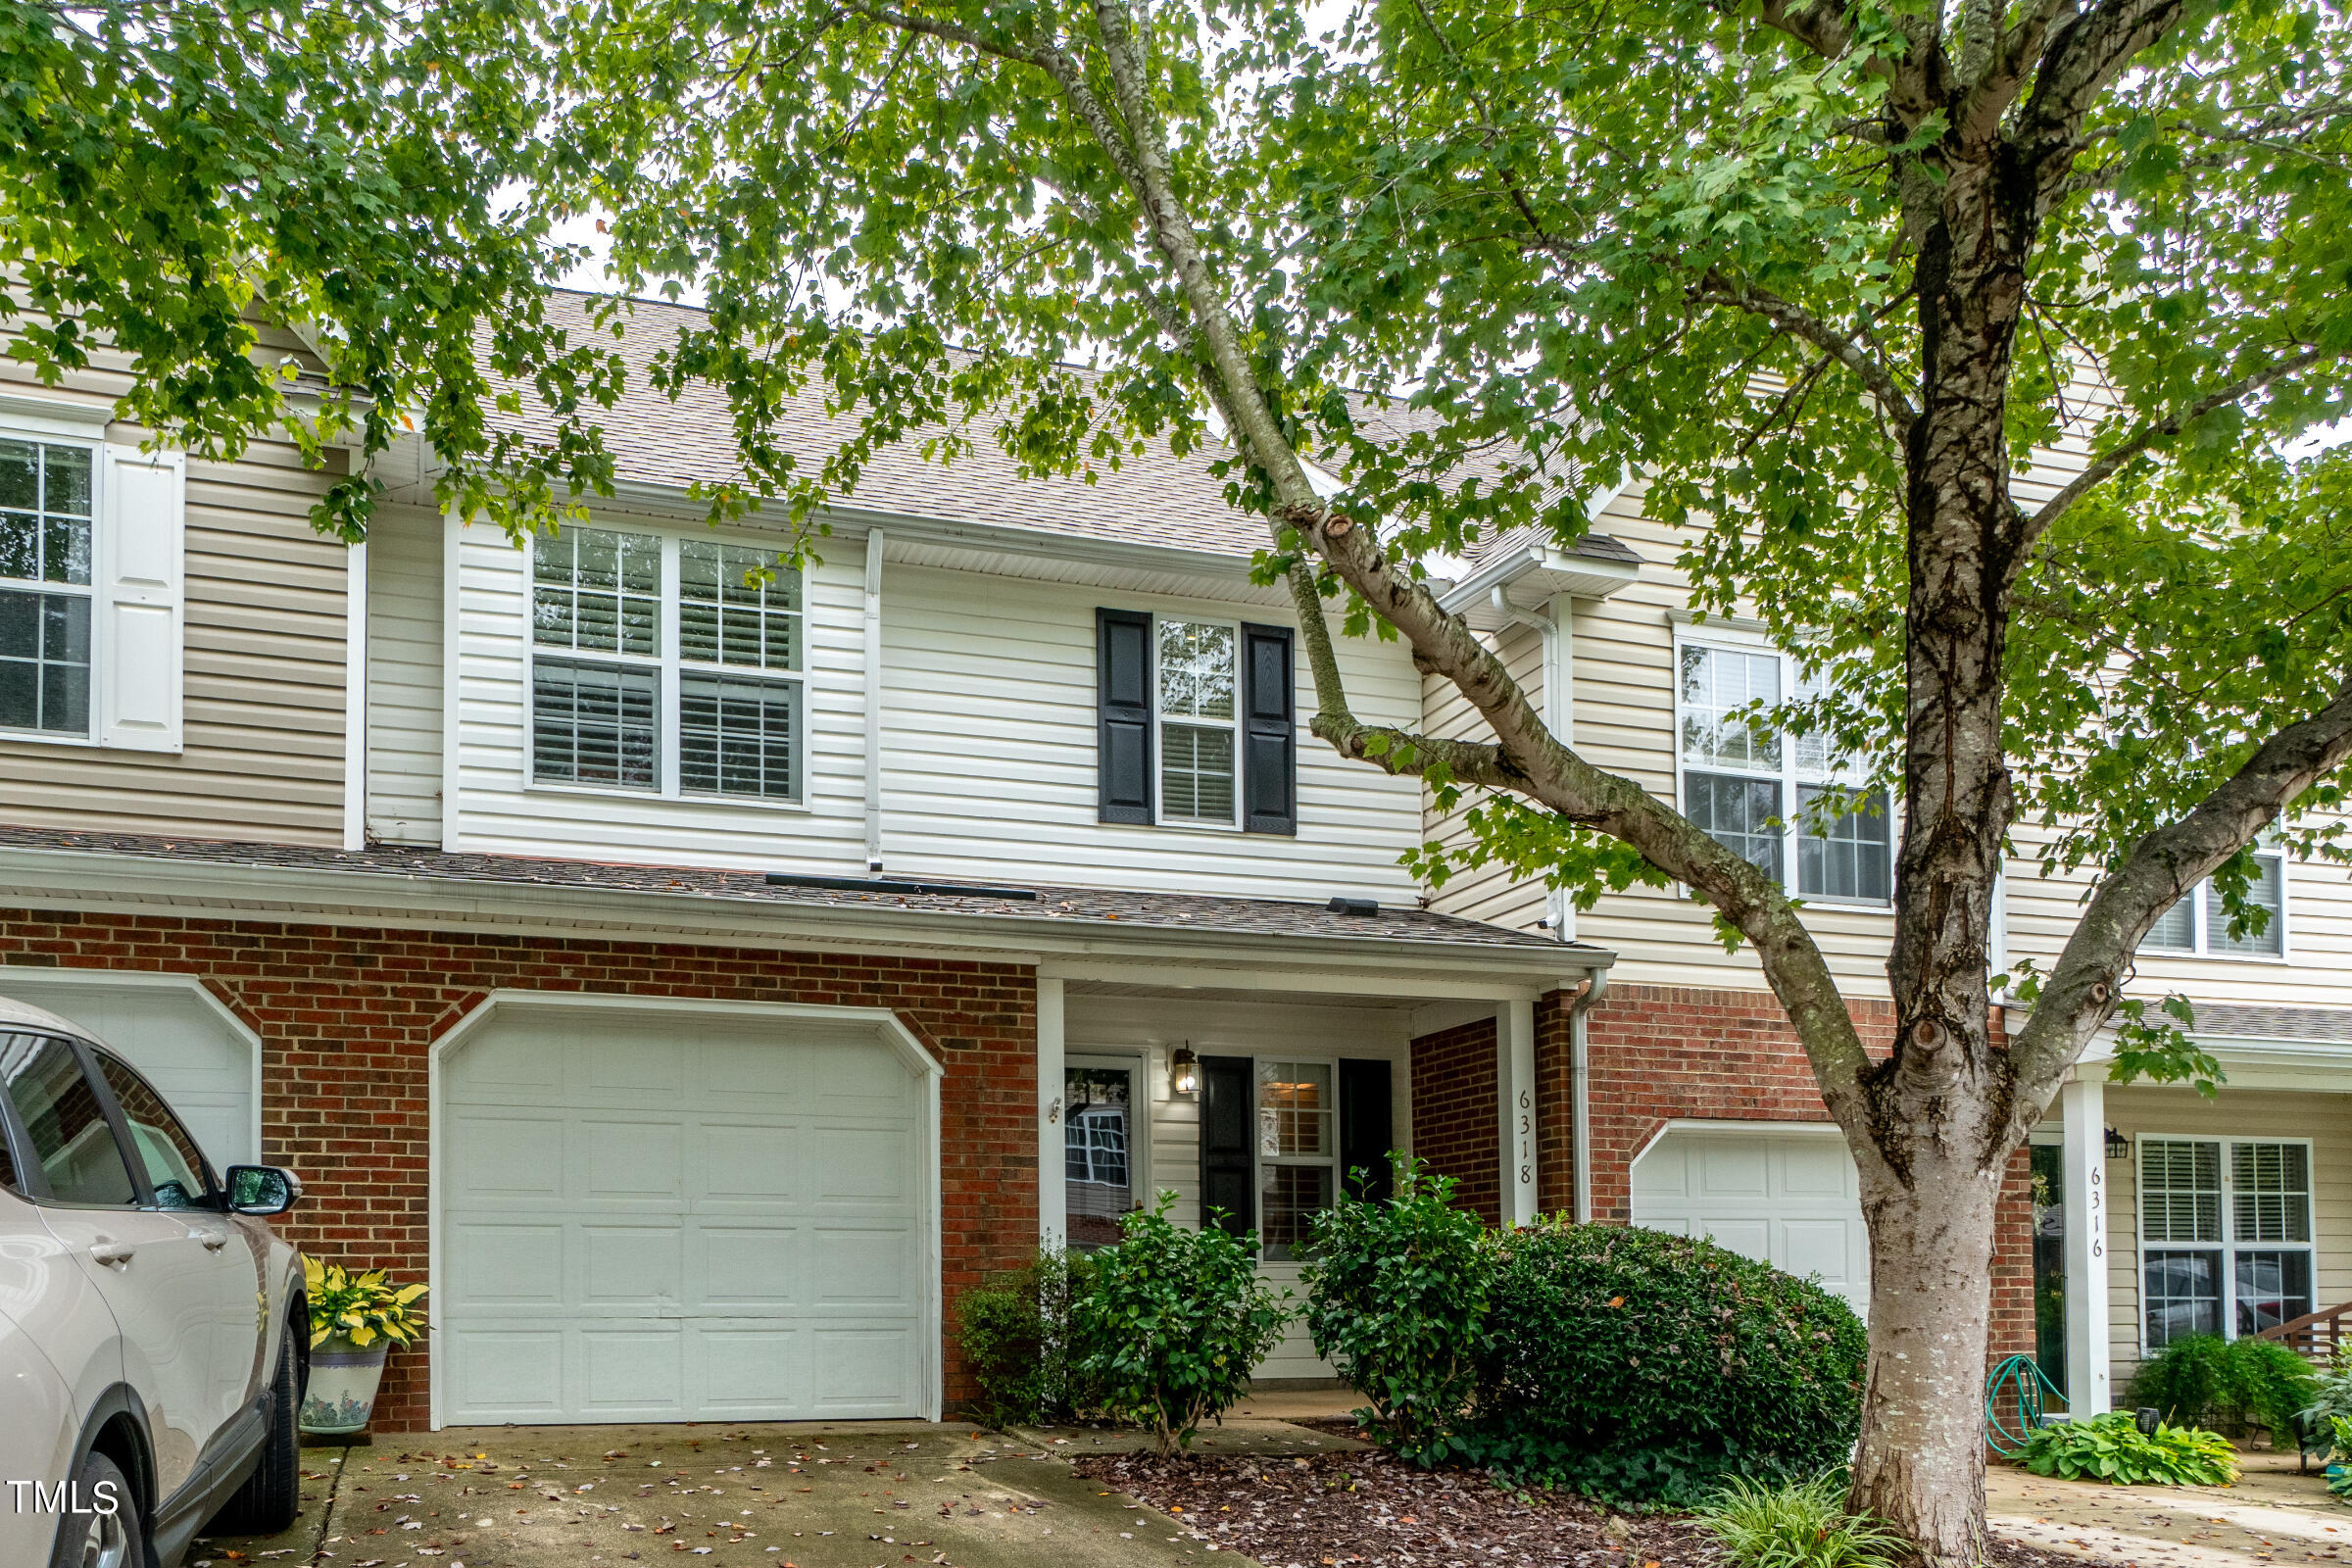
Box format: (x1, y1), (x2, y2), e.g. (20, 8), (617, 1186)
(1038, 976), (1066, 1248)
(2060, 1076), (2113, 1416)
(1498, 997), (1539, 1227)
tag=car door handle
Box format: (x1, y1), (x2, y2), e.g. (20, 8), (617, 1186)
(90, 1243), (134, 1265)
(201, 1236), (230, 1251)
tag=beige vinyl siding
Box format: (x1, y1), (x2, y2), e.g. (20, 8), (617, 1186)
(1066, 991), (1417, 1380)
(880, 565), (1423, 900)
(2100, 1086), (2352, 1395)
(0, 363), (349, 842)
(365, 506), (443, 845)
(1420, 620), (1550, 930)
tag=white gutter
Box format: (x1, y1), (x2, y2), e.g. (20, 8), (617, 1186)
(0, 841), (1617, 986)
(863, 528), (886, 871)
(1570, 970), (1609, 1221)
(342, 539), (368, 852)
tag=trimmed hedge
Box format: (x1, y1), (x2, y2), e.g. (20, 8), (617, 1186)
(1470, 1220), (1868, 1493)
(2127, 1333), (2315, 1440)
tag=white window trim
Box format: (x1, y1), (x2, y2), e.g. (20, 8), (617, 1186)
(1151, 613), (1244, 831)
(0, 425), (103, 747)
(1253, 1054), (1341, 1264)
(2132, 1132), (2316, 1356)
(521, 522), (810, 811)
(2136, 851), (2292, 963)
(1669, 626), (1892, 908)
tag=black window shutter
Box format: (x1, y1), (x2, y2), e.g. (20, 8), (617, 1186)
(1098, 608), (1154, 824)
(1339, 1058), (1395, 1202)
(1240, 621), (1298, 835)
(1199, 1054), (1255, 1238)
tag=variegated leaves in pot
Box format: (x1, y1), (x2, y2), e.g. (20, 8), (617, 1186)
(299, 1259), (428, 1436)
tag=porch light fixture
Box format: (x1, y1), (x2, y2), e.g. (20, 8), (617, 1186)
(2105, 1126), (2131, 1160)
(1170, 1044), (1200, 1098)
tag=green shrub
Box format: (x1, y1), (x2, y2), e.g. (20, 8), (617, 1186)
(1467, 1220), (1868, 1497)
(2013, 1412), (2238, 1486)
(1302, 1156), (1490, 1465)
(2302, 1347), (2352, 1432)
(2328, 1416), (2352, 1500)
(2129, 1334), (2316, 1440)
(1695, 1474), (1907, 1568)
(955, 1249), (1097, 1428)
(1071, 1194), (1291, 1454)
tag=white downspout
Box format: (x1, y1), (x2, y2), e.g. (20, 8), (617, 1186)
(1570, 970), (1608, 1222)
(343, 539), (368, 852)
(863, 528), (885, 872)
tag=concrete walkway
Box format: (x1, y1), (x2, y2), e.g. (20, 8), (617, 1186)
(189, 1423), (1234, 1568)
(1990, 1450), (2351, 1567)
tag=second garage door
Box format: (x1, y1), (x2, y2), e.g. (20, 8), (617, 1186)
(1630, 1125), (1870, 1316)
(438, 1003), (934, 1425)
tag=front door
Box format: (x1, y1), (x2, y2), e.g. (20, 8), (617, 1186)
(1063, 1058), (1141, 1250)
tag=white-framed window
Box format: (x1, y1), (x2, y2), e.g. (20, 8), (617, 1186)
(1676, 638), (1891, 903)
(1155, 616), (1239, 826)
(2138, 847), (2288, 959)
(0, 435), (96, 738)
(2136, 1135), (2313, 1351)
(527, 524), (805, 803)
(1256, 1057), (1336, 1262)
(1064, 1056), (1145, 1252)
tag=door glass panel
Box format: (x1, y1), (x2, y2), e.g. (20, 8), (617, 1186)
(1259, 1163), (1333, 1263)
(1064, 1065), (1135, 1251)
(91, 1050), (212, 1208)
(2029, 1142), (2066, 1392)
(0, 1033), (135, 1205)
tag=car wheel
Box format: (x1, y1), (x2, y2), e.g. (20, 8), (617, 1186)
(206, 1335), (301, 1535)
(47, 1451), (143, 1568)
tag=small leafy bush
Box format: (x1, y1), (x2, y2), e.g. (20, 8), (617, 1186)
(1467, 1220), (1868, 1498)
(2129, 1333), (2316, 1440)
(1071, 1194), (1291, 1454)
(305, 1258), (427, 1350)
(2013, 1412), (2239, 1486)
(1695, 1474), (1907, 1568)
(2328, 1415), (2352, 1500)
(2303, 1347), (2352, 1432)
(1302, 1156), (1490, 1465)
(956, 1249), (1097, 1428)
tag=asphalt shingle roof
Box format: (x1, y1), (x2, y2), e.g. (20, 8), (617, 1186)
(499, 292), (1639, 573)
(2184, 1003), (2352, 1044)
(0, 825), (1580, 952)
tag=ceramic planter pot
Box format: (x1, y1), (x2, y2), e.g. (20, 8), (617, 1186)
(301, 1333), (392, 1435)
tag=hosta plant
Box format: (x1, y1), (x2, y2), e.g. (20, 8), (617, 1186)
(2014, 1413), (2238, 1487)
(1695, 1474), (1908, 1568)
(305, 1258), (428, 1350)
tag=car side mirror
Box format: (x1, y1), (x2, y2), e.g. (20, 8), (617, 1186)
(224, 1165), (303, 1216)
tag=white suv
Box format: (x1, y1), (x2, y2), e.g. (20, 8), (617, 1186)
(0, 996), (309, 1568)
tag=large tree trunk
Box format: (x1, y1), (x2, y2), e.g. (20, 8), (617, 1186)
(1849, 1146), (2004, 1564)
(1851, 152), (2040, 1565)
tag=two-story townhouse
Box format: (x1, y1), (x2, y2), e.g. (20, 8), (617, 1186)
(0, 293), (1620, 1434)
(1412, 440), (2352, 1420)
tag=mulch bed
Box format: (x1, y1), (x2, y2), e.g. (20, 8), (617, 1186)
(1072, 1446), (2116, 1568)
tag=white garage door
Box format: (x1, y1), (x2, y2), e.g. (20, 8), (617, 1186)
(0, 971), (257, 1168)
(1630, 1126), (1870, 1316)
(439, 1005), (934, 1425)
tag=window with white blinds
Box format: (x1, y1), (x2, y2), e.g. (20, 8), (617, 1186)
(2136, 1136), (2312, 1350)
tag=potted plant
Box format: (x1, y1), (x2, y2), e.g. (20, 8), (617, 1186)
(299, 1259), (428, 1437)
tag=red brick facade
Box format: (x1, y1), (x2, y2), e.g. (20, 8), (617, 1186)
(0, 906), (1039, 1432)
(1411, 983), (2036, 1359)
(1407, 1016), (1501, 1225)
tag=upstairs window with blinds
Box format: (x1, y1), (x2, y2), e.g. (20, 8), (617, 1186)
(530, 526), (806, 802)
(2139, 845), (2287, 959)
(1677, 642), (1891, 903)
(1097, 608), (1295, 834)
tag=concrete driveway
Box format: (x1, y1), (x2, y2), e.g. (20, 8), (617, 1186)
(190, 1423), (1224, 1568)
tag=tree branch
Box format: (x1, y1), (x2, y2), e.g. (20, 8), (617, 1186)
(2005, 670), (2352, 1137)
(2021, 343), (2337, 542)
(2014, 0), (2184, 179)
(1690, 271), (1921, 425)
